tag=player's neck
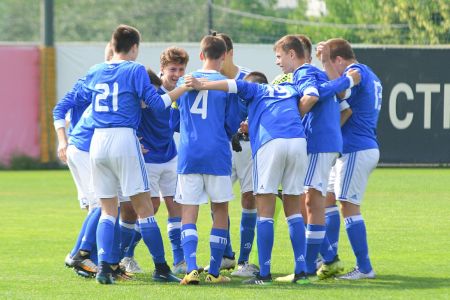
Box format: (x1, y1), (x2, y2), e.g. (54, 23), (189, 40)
(111, 52), (135, 62)
(221, 63), (239, 79)
(343, 59), (357, 68)
(202, 60), (222, 72)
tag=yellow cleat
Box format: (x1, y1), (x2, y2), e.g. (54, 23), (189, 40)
(275, 273), (295, 282)
(317, 256), (344, 279)
(180, 270), (200, 285)
(205, 273), (231, 284)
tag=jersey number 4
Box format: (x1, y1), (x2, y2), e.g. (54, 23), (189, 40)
(190, 90), (208, 119)
(94, 82), (119, 112)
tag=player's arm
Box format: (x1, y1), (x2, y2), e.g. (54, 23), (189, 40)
(184, 75), (258, 103)
(184, 75), (230, 92)
(296, 73), (320, 116)
(53, 80), (87, 163)
(299, 94), (319, 117)
(138, 66), (189, 111)
(55, 126), (68, 163)
(318, 69), (360, 99)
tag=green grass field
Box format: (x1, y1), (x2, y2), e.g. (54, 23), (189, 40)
(0, 169), (449, 299)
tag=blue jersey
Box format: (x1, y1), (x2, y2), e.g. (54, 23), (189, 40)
(68, 105), (94, 152)
(235, 80), (305, 157)
(53, 79), (90, 135)
(294, 64), (351, 154)
(76, 61), (169, 129)
(229, 66), (250, 132)
(176, 70), (238, 175)
(137, 86), (178, 164)
(341, 63), (382, 153)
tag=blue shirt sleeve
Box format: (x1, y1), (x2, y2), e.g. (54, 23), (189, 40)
(134, 65), (166, 111)
(235, 80), (259, 103)
(318, 75), (352, 100)
(53, 78), (86, 121)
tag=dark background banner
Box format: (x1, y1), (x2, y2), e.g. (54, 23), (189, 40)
(353, 47), (450, 165)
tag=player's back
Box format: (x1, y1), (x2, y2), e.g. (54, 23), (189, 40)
(138, 86), (177, 164)
(83, 61), (150, 129)
(295, 64), (342, 154)
(237, 81), (305, 156)
(177, 70), (234, 175)
(342, 63), (382, 153)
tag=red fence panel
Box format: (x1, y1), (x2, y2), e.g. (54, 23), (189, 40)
(0, 46), (40, 165)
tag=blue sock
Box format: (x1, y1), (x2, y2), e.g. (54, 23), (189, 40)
(139, 216), (166, 264)
(305, 224), (325, 273)
(345, 215), (373, 273)
(119, 220), (136, 259)
(223, 216), (234, 258)
(257, 217), (274, 277)
(70, 212), (90, 257)
(320, 234), (337, 263)
(181, 223), (198, 273)
(96, 214), (116, 264)
(125, 223), (141, 258)
(238, 209), (257, 263)
(323, 205), (340, 254)
(209, 228), (228, 276)
(79, 207), (101, 252)
(90, 244), (98, 265)
(167, 217), (183, 266)
(287, 214), (306, 275)
(111, 216), (121, 264)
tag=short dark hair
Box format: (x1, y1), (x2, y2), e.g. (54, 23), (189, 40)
(147, 68), (162, 88)
(111, 24), (140, 54)
(200, 32), (227, 60)
(160, 47), (189, 68)
(217, 33), (233, 52)
(273, 35), (305, 59)
(244, 71), (268, 84)
(327, 38), (355, 61)
(296, 35), (312, 60)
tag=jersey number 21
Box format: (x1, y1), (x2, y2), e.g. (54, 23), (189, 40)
(94, 82), (119, 112)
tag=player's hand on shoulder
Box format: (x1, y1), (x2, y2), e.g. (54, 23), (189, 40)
(184, 75), (208, 90)
(347, 69), (361, 86)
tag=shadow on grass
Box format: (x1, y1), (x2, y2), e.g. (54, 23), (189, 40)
(126, 273), (449, 291)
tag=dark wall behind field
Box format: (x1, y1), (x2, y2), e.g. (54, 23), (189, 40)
(354, 47), (450, 165)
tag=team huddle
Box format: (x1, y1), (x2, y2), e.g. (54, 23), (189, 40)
(54, 24), (381, 286)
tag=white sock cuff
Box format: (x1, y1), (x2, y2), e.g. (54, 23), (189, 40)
(119, 220), (135, 230)
(325, 206), (339, 214)
(344, 214), (364, 225)
(138, 216), (156, 224)
(286, 214), (303, 222)
(167, 221), (182, 232)
(306, 230), (326, 239)
(242, 208), (257, 214)
(257, 217), (274, 222)
(100, 214), (116, 224)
